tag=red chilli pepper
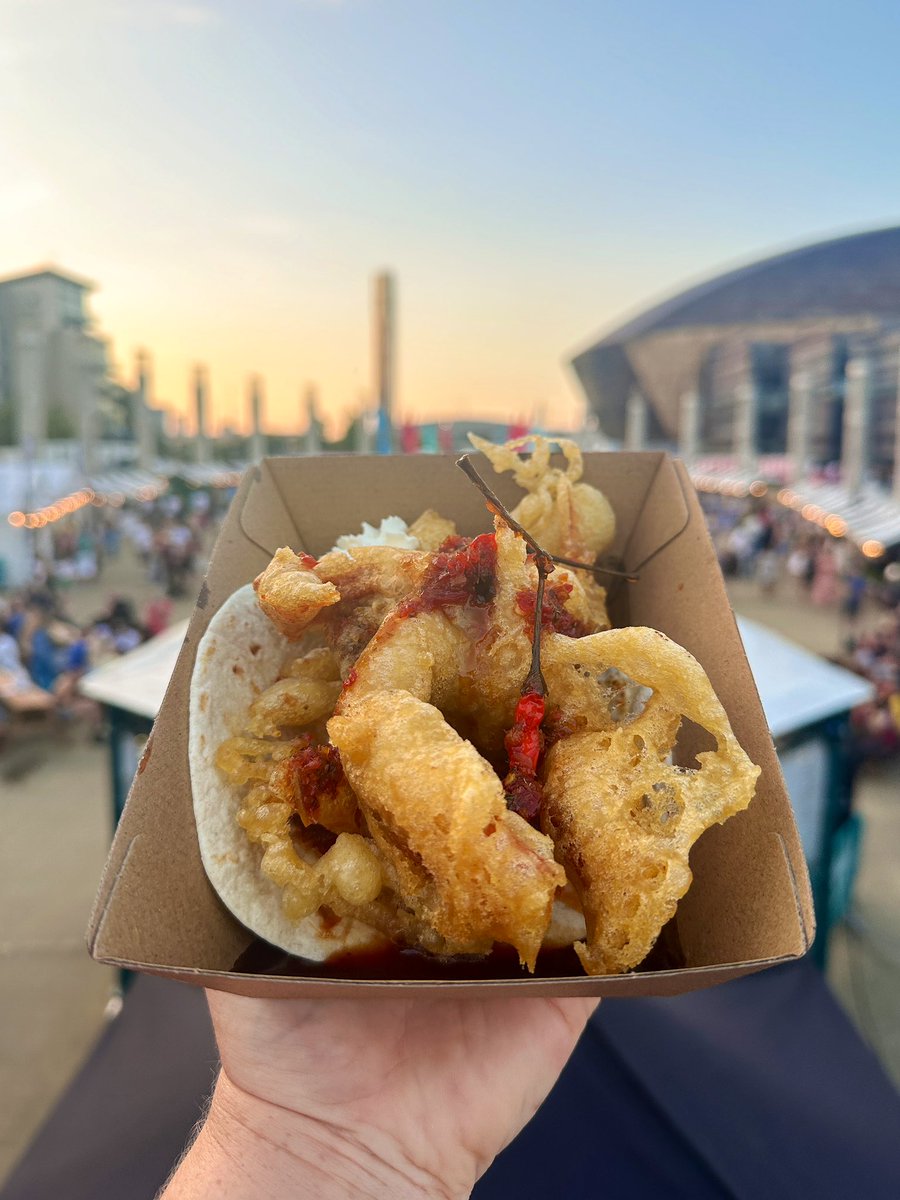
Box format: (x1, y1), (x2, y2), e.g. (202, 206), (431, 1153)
(503, 691), (546, 823)
(506, 692), (545, 774)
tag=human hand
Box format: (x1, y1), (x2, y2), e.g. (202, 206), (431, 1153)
(163, 990), (598, 1199)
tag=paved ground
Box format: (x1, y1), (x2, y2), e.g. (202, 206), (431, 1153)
(0, 557), (898, 1185)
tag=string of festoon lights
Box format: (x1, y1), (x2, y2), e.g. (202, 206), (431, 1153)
(6, 482), (167, 530)
(692, 474), (886, 559)
(775, 488), (884, 559)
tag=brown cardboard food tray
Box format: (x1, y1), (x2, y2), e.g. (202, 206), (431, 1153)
(87, 450), (814, 997)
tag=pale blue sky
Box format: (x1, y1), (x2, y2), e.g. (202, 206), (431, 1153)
(2, 0), (899, 432)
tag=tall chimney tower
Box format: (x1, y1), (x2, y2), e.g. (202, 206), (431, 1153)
(193, 364), (210, 465)
(248, 374), (265, 462)
(134, 348), (155, 470)
(372, 271), (395, 452)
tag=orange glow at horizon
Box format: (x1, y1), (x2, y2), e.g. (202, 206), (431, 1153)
(94, 285), (589, 441)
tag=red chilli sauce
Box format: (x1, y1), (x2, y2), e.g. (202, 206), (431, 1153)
(515, 577), (591, 639)
(398, 533), (498, 616)
(289, 740), (345, 821)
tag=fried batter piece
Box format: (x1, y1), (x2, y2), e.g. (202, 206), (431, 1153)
(254, 548), (340, 640)
(408, 508), (457, 551)
(540, 627), (760, 975)
(254, 544), (434, 675)
(469, 433), (614, 630)
(314, 546), (431, 674)
(283, 646), (341, 680)
(235, 785), (383, 919)
(468, 432), (616, 563)
(329, 690), (565, 968)
(246, 677), (343, 738)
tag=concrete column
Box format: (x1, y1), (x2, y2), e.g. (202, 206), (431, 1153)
(248, 374), (265, 462)
(304, 385), (321, 454)
(355, 395), (375, 454)
(678, 389), (700, 464)
(372, 271), (395, 420)
(13, 327), (45, 450)
(842, 356), (871, 497)
(623, 389), (647, 451)
(134, 348), (155, 470)
(78, 336), (105, 477)
(193, 364), (210, 464)
(787, 370), (812, 483)
(733, 380), (758, 473)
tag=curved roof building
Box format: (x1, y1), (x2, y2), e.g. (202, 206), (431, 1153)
(571, 226), (900, 447)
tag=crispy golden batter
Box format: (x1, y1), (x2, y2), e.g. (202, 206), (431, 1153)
(314, 546), (430, 674)
(235, 785), (382, 920)
(284, 646), (341, 680)
(254, 548), (340, 640)
(540, 627), (760, 975)
(469, 432), (616, 562)
(213, 434), (758, 976)
(408, 508), (457, 551)
(329, 690), (565, 968)
(246, 677), (343, 738)
(265, 750), (362, 835)
(337, 520), (603, 760)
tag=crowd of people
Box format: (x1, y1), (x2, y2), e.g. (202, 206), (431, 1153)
(0, 489), (221, 748)
(702, 492), (900, 754)
(41, 493), (211, 599)
(844, 615), (900, 757)
(0, 589), (163, 744)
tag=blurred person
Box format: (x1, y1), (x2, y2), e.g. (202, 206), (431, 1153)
(22, 596), (64, 690)
(725, 520), (755, 578)
(756, 546), (780, 596)
(810, 542), (839, 606)
(165, 519), (197, 598)
(131, 518), (155, 569)
(3, 593), (29, 640)
(0, 627), (31, 692)
(103, 519), (122, 560)
(53, 626), (104, 738)
(91, 597), (145, 657)
(841, 563), (868, 626)
(786, 542), (812, 598)
(144, 596), (174, 638)
(75, 527), (99, 580)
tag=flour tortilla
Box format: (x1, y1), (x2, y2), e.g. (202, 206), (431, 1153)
(188, 584), (383, 960)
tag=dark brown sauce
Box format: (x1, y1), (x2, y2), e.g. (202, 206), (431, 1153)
(233, 939), (584, 980)
(231, 916), (685, 980)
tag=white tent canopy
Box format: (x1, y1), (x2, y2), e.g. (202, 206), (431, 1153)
(735, 616), (873, 738)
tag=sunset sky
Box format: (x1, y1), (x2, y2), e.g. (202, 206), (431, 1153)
(3, 0), (900, 436)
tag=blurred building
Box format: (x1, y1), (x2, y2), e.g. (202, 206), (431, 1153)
(0, 266), (110, 462)
(571, 226), (900, 475)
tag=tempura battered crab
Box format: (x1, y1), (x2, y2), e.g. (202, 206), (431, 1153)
(196, 435), (760, 976)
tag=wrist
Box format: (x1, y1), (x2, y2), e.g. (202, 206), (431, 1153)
(162, 1069), (466, 1200)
